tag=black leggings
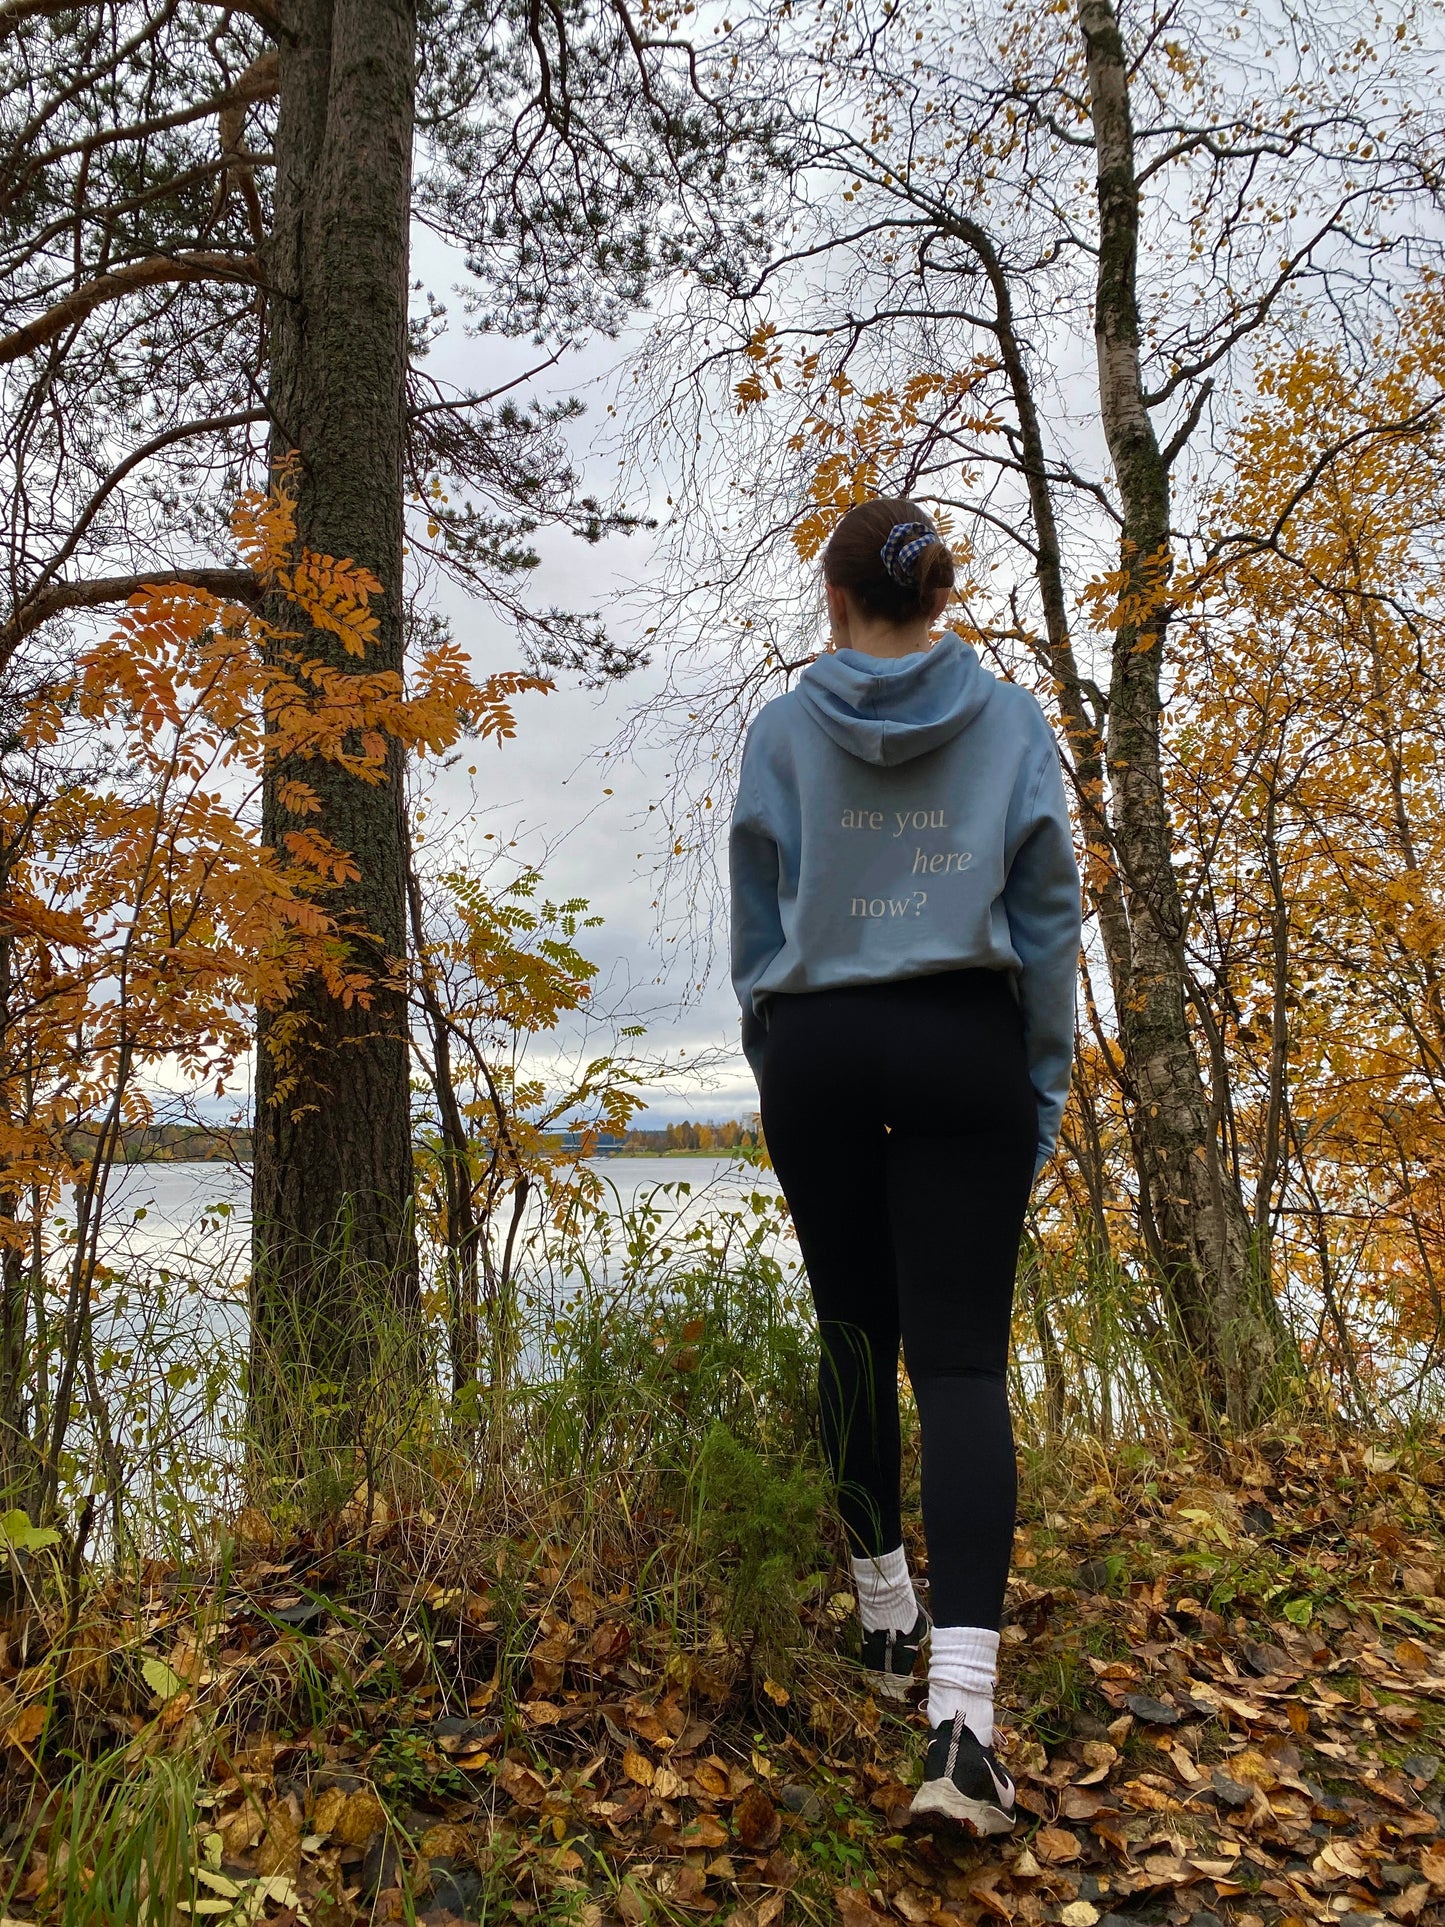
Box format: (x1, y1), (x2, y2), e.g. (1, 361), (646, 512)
(759, 970), (1036, 1631)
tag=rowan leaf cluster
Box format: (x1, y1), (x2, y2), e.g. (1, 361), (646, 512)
(0, 469), (549, 1515)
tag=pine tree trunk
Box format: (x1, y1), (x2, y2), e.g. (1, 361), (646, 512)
(1078, 0), (1287, 1429)
(250, 0), (419, 1418)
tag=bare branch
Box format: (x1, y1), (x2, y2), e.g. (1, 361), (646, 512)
(1, 568), (259, 679)
(1159, 377), (1213, 469)
(0, 251), (260, 365)
(0, 0), (278, 33)
(17, 408), (268, 615)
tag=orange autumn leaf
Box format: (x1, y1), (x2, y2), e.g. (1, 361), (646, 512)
(0, 466), (549, 1252)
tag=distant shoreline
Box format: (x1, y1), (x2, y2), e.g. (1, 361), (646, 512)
(576, 1147), (760, 1160)
(92, 1131), (762, 1166)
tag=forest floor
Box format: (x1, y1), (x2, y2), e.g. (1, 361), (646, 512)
(3, 1425), (1445, 1927)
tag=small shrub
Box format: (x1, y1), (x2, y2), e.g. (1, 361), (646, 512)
(692, 1420), (827, 1679)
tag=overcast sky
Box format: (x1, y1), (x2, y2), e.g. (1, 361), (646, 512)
(412, 232), (762, 1128)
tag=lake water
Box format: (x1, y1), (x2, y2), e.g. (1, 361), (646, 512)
(56, 1156), (794, 1533)
(86, 1157), (785, 1282)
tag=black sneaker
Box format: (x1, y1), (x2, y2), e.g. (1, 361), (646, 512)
(860, 1609), (930, 1702)
(909, 1712), (1016, 1834)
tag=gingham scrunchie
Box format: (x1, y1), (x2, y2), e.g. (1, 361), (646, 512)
(879, 520), (940, 586)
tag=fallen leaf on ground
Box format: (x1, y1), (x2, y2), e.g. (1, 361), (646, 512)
(891, 1887), (939, 1922)
(837, 1888), (889, 1927)
(4, 1704), (45, 1746)
(968, 1869), (1012, 1921)
(332, 1788), (386, 1846)
(1034, 1825), (1081, 1864)
(255, 1798), (302, 1879)
(653, 1862), (712, 1910)
(681, 1815), (729, 1849)
(308, 1785), (347, 1835)
(733, 1783), (782, 1851)
(732, 1899), (785, 1927)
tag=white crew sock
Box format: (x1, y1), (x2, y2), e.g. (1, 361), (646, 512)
(927, 1626), (1000, 1743)
(850, 1544), (920, 1634)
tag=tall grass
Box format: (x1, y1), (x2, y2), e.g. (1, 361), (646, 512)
(4, 1752), (205, 1927)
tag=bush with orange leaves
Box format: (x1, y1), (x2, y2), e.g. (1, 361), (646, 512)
(0, 465), (546, 1522)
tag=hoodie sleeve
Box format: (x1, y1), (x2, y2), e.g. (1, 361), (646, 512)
(1003, 727), (1082, 1180)
(729, 726), (786, 1086)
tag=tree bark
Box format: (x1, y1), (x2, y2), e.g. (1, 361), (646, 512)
(0, 925), (28, 1507)
(250, 0), (419, 1418)
(941, 213), (1178, 1262)
(944, 215), (1132, 1004)
(1078, 0), (1287, 1429)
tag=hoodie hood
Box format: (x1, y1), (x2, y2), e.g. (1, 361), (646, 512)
(793, 631), (993, 766)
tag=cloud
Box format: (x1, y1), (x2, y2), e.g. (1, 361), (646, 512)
(410, 233), (757, 1123)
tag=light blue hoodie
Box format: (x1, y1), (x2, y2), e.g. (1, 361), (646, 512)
(729, 632), (1082, 1175)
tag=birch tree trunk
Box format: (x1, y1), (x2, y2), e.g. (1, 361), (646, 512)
(943, 213), (1170, 1268)
(1078, 0), (1288, 1428)
(0, 925), (27, 1506)
(250, 0), (420, 1419)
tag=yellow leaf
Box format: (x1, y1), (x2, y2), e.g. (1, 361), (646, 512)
(5, 1703), (46, 1746)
